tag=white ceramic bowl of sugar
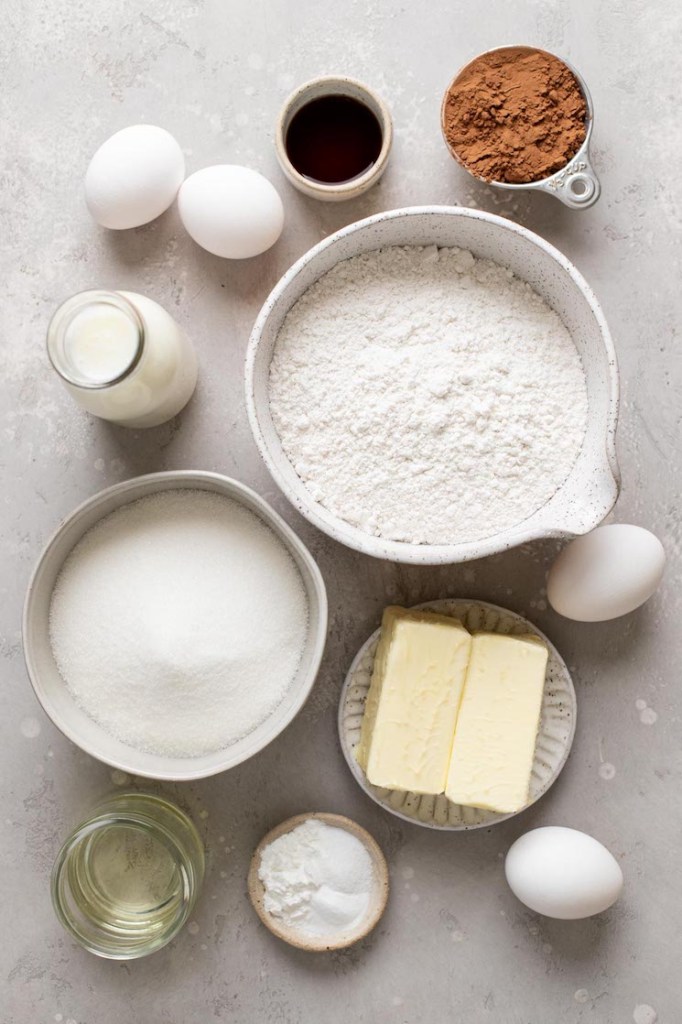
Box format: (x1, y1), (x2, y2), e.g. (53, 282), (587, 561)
(246, 206), (620, 565)
(22, 471), (328, 781)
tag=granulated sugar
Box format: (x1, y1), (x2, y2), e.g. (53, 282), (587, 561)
(269, 245), (588, 545)
(49, 490), (309, 756)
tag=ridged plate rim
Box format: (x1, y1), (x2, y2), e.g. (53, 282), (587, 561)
(338, 599), (577, 831)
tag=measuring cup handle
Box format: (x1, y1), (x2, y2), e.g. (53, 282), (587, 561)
(540, 155), (601, 209)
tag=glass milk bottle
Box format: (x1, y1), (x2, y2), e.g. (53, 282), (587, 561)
(47, 290), (198, 428)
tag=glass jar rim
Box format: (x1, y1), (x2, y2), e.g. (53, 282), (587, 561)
(51, 800), (202, 960)
(46, 289), (145, 390)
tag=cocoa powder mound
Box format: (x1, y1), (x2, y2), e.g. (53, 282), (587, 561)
(442, 47), (587, 184)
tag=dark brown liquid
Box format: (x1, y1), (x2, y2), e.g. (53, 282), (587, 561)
(285, 95), (383, 185)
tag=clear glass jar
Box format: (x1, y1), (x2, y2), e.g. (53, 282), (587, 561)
(46, 289), (198, 428)
(51, 792), (204, 959)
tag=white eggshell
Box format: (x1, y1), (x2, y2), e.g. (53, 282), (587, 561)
(85, 125), (185, 230)
(547, 524), (665, 622)
(505, 826), (623, 920)
(178, 165), (284, 259)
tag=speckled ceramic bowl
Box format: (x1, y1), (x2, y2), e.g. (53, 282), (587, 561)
(245, 206), (620, 565)
(247, 812), (389, 951)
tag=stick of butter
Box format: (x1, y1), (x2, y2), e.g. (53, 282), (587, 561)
(356, 607), (472, 794)
(445, 633), (548, 814)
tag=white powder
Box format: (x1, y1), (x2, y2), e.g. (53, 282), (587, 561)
(258, 819), (375, 940)
(269, 245), (588, 545)
(49, 490), (309, 757)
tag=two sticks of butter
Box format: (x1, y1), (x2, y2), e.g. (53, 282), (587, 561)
(355, 607), (548, 814)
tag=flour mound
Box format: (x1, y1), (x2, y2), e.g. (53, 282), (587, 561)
(269, 245), (588, 546)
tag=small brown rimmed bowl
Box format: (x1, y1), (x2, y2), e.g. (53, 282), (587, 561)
(275, 76), (393, 202)
(247, 812), (389, 951)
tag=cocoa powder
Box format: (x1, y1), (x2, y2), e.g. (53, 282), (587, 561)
(442, 47), (587, 184)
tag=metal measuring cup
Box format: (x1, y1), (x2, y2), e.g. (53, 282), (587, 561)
(441, 45), (601, 210)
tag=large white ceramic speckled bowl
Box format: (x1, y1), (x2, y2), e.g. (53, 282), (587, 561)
(245, 207), (620, 564)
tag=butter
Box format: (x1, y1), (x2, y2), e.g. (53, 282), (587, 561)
(356, 607), (472, 794)
(445, 633), (548, 814)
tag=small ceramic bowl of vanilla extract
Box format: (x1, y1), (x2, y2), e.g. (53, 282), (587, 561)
(275, 76), (393, 201)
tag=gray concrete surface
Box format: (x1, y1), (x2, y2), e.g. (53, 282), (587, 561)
(2, 1), (680, 1021)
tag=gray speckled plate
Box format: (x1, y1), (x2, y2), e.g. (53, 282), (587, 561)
(338, 600), (576, 831)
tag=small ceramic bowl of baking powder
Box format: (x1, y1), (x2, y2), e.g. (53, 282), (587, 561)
(275, 76), (393, 202)
(22, 471), (328, 781)
(441, 45), (601, 209)
(247, 812), (389, 951)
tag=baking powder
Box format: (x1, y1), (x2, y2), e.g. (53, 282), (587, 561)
(49, 490), (308, 757)
(258, 819), (375, 939)
(269, 245), (588, 545)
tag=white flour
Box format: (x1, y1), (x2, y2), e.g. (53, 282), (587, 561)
(259, 819), (374, 939)
(269, 245), (588, 544)
(49, 490), (309, 757)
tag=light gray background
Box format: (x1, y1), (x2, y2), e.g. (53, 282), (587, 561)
(2, 1), (680, 1021)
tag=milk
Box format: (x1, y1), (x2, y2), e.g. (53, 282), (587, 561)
(47, 290), (198, 428)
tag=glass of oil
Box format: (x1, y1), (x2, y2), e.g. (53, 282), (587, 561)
(51, 792), (204, 959)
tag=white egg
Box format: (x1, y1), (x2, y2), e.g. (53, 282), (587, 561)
(178, 165), (284, 259)
(505, 826), (623, 919)
(85, 125), (185, 230)
(547, 524), (665, 622)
